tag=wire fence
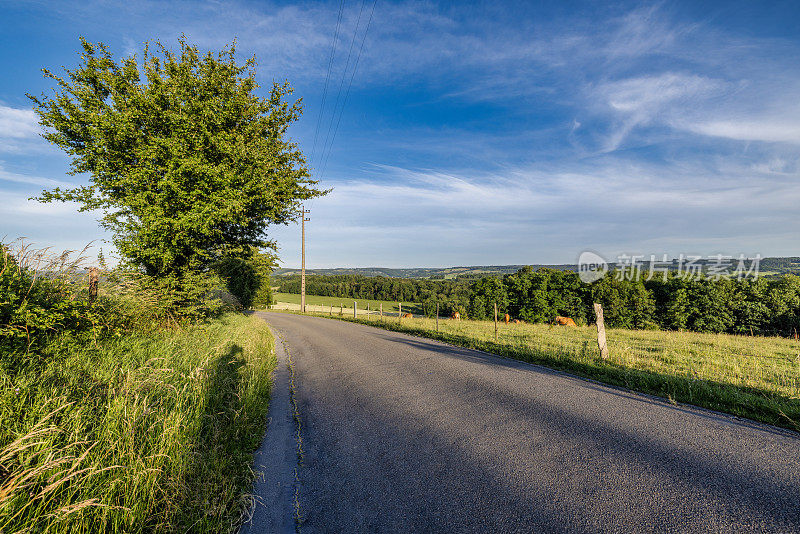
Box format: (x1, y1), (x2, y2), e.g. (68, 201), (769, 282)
(269, 300), (414, 318)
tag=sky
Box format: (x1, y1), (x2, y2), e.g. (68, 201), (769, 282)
(1, 0), (799, 268)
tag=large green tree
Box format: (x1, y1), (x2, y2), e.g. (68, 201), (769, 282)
(29, 37), (324, 312)
(469, 276), (509, 320)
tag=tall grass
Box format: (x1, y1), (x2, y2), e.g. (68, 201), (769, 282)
(0, 314), (275, 533)
(307, 312), (800, 431)
(1, 240), (277, 532)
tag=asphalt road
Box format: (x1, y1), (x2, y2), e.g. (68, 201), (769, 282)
(252, 311), (800, 533)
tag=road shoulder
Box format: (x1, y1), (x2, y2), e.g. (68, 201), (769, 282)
(240, 323), (298, 534)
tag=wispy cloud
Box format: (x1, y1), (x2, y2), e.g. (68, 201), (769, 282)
(4, 1), (800, 265)
(0, 165), (69, 187)
(273, 155), (800, 267)
(0, 104), (39, 138)
(0, 104), (48, 154)
(684, 119), (800, 144)
(591, 73), (725, 152)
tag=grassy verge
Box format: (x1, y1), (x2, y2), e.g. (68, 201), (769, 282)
(299, 311), (800, 431)
(0, 313), (276, 533)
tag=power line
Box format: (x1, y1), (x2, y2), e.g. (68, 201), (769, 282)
(319, 0), (377, 180)
(316, 0), (367, 173)
(309, 0), (345, 170)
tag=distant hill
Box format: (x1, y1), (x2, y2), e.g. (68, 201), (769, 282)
(273, 265), (557, 279)
(273, 257), (800, 279)
(760, 257), (800, 275)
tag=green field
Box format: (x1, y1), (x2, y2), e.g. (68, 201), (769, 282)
(271, 292), (421, 314)
(1, 314), (276, 533)
(297, 311), (800, 431)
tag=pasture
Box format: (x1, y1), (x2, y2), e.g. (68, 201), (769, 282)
(271, 292), (421, 315)
(300, 311), (800, 431)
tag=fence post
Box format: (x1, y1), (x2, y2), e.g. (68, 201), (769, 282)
(380, 303), (383, 320)
(330, 304), (332, 316)
(494, 302), (498, 341)
(88, 267), (99, 303)
(354, 301), (357, 318)
(340, 303), (343, 316)
(593, 303), (609, 359)
(398, 302), (402, 322)
(436, 301), (439, 332)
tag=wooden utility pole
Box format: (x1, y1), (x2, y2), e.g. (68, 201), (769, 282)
(380, 303), (383, 320)
(398, 302), (402, 322)
(300, 205), (310, 313)
(494, 302), (498, 341)
(436, 301), (439, 332)
(594, 303), (609, 359)
(354, 301), (357, 318)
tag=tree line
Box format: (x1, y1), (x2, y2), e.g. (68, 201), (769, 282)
(279, 268), (800, 336)
(277, 274), (473, 317)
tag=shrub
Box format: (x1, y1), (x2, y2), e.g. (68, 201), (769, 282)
(0, 240), (229, 362)
(214, 257), (260, 309)
(252, 279), (274, 309)
(0, 243), (111, 357)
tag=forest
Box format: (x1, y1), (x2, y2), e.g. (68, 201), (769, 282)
(278, 268), (800, 336)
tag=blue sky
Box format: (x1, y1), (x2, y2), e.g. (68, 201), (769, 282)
(1, 0), (799, 268)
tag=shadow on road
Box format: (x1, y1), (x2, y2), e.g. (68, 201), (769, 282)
(370, 331), (800, 526)
(263, 312), (800, 531)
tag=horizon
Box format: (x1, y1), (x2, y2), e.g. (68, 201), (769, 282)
(274, 254), (775, 272)
(2, 0), (799, 268)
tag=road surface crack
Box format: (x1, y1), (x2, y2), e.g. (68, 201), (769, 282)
(281, 332), (305, 533)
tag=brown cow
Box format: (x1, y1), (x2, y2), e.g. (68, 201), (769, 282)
(451, 312), (461, 320)
(402, 313), (413, 318)
(552, 316), (577, 327)
(504, 313), (510, 324)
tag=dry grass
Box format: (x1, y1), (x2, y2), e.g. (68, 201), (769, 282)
(0, 314), (276, 533)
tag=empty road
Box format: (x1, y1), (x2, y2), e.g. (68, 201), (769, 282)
(246, 311), (800, 533)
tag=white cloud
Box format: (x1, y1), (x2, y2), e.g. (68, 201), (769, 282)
(6, 1), (800, 265)
(0, 166), (69, 187)
(593, 73), (724, 151)
(685, 119), (800, 144)
(0, 190), (83, 217)
(0, 105), (39, 139)
(602, 73), (720, 114)
(0, 188), (108, 261)
(272, 157), (800, 267)
(0, 105), (51, 154)
(602, 5), (679, 59)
